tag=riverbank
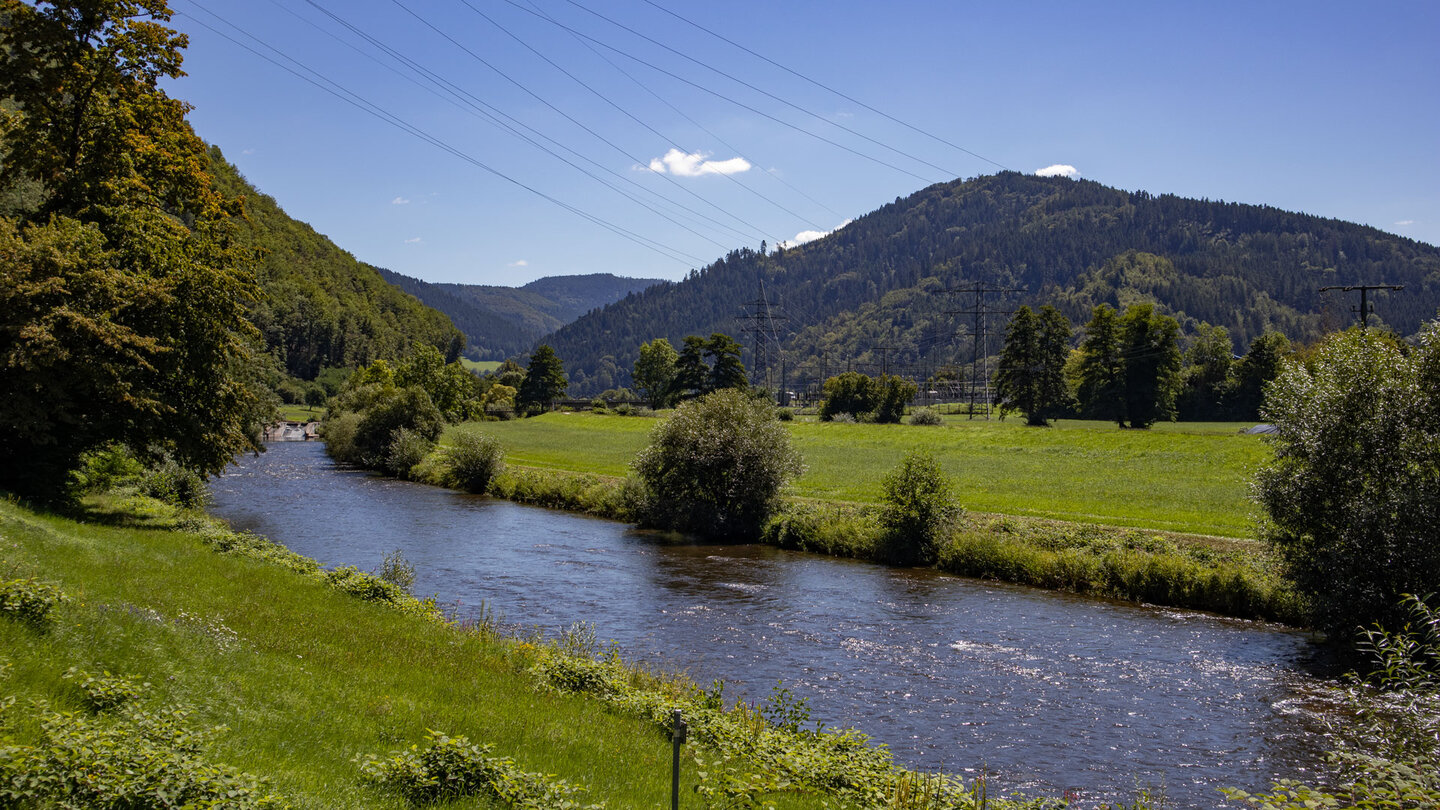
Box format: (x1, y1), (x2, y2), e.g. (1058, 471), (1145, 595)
(430, 414), (1302, 626)
(0, 493), (1051, 809)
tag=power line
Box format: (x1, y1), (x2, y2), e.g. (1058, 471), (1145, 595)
(463, 0), (827, 232)
(554, 0), (966, 180)
(295, 0), (757, 249)
(498, 0), (941, 185)
(934, 283), (1024, 419)
(634, 0), (1011, 173)
(178, 1), (704, 266)
(384, 0), (775, 242)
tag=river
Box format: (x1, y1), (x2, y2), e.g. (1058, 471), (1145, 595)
(210, 441), (1340, 807)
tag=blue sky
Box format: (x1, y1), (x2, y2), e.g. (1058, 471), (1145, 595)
(165, 1), (1439, 287)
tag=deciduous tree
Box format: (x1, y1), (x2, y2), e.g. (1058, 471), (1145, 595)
(632, 337), (678, 409)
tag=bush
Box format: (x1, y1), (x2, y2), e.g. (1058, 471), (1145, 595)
(0, 578), (66, 627)
(776, 407), (794, 421)
(908, 406), (943, 426)
(631, 389), (804, 539)
(137, 456), (210, 509)
(376, 549), (417, 591)
(878, 452), (962, 565)
(446, 432), (505, 494)
(357, 730), (601, 809)
(1255, 325), (1440, 637)
(819, 372), (915, 423)
(382, 427), (433, 479)
(320, 411), (363, 464)
(351, 386), (444, 469)
(68, 443), (144, 495)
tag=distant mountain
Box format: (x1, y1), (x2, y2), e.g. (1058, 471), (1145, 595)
(542, 172), (1440, 395)
(208, 148), (463, 380)
(376, 270), (666, 360)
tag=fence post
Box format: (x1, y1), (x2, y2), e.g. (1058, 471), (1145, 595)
(671, 708), (686, 810)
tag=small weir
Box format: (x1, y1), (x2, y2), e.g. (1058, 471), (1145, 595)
(211, 442), (1340, 807)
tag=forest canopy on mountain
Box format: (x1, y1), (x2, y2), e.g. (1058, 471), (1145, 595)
(542, 173), (1440, 395)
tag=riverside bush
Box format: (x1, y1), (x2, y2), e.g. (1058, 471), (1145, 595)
(444, 431), (505, 493)
(632, 389), (804, 539)
(357, 730), (602, 809)
(383, 427), (433, 479)
(878, 452), (962, 565)
(138, 456), (210, 509)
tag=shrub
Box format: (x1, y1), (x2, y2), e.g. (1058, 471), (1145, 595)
(357, 730), (602, 809)
(828, 412), (857, 424)
(775, 407), (794, 421)
(819, 372), (874, 421)
(137, 456), (210, 509)
(382, 427), (433, 479)
(1255, 325), (1440, 637)
(64, 669), (146, 712)
(352, 386), (444, 469)
(878, 452), (962, 565)
(68, 443), (144, 495)
(0, 578), (66, 627)
(377, 549), (417, 591)
(320, 411), (363, 464)
(446, 432), (505, 494)
(631, 389), (804, 539)
(908, 406), (943, 426)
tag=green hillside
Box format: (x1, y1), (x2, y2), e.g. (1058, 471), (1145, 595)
(543, 172), (1440, 394)
(207, 149), (464, 380)
(378, 268), (665, 360)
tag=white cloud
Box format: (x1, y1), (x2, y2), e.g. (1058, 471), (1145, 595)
(404, 237), (422, 244)
(791, 219), (853, 246)
(392, 196), (410, 205)
(508, 260), (528, 268)
(241, 148), (256, 156)
(1395, 219), (1415, 226)
(1035, 164), (1079, 178)
(646, 148), (751, 177)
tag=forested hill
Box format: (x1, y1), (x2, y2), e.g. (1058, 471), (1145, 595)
(376, 269), (665, 360)
(207, 148), (463, 380)
(545, 171), (1440, 395)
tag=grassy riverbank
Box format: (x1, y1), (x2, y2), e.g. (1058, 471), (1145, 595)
(438, 413), (1300, 624)
(455, 413), (1269, 538)
(0, 494), (1053, 809)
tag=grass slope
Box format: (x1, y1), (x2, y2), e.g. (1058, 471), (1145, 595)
(452, 414), (1270, 538)
(0, 497), (834, 809)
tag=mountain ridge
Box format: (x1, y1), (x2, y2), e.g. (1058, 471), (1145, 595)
(376, 269), (666, 360)
(539, 172), (1440, 395)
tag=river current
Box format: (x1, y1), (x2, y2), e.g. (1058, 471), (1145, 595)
(210, 441), (1341, 807)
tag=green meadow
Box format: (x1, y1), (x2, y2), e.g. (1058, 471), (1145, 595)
(451, 413), (1272, 538)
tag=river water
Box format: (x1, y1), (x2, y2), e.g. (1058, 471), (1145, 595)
(211, 442), (1341, 807)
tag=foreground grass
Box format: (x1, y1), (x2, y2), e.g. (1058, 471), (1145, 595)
(452, 412), (1270, 538)
(0, 495), (1049, 809)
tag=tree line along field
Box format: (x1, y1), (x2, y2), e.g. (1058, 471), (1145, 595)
(451, 413), (1271, 539)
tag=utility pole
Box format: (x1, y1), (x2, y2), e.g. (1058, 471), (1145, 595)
(933, 283), (1023, 419)
(1319, 284), (1405, 329)
(871, 345), (900, 377)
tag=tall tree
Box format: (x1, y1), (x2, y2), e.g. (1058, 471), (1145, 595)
(0, 0), (267, 495)
(670, 335), (708, 400)
(1077, 304), (1125, 425)
(516, 344), (566, 411)
(1118, 303), (1182, 428)
(995, 305), (1072, 426)
(1230, 331), (1291, 420)
(632, 337), (678, 409)
(705, 332), (748, 393)
(1177, 322), (1235, 420)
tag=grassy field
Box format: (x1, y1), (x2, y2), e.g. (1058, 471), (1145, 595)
(451, 413), (1272, 538)
(461, 358), (503, 374)
(276, 404), (324, 422)
(6, 495), (994, 809)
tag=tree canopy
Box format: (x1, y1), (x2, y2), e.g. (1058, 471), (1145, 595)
(1255, 325), (1440, 638)
(0, 0), (267, 494)
(516, 344), (567, 410)
(994, 305), (1073, 426)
